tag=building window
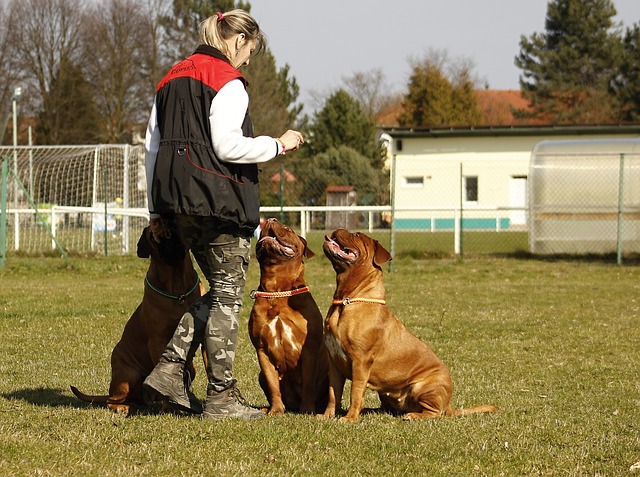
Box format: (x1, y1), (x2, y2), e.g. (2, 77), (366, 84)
(403, 176), (424, 188)
(464, 176), (478, 202)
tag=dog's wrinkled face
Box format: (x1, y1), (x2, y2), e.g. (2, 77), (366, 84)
(255, 218), (313, 265)
(323, 229), (391, 271)
(136, 225), (187, 265)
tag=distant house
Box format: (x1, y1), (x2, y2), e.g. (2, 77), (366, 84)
(376, 91), (640, 231)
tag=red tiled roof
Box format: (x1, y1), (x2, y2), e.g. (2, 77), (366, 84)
(376, 90), (544, 127)
(270, 168), (296, 182)
(326, 185), (355, 192)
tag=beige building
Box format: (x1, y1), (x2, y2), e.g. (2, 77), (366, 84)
(380, 125), (640, 231)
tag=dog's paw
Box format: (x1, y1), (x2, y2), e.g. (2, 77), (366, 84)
(267, 406), (285, 416)
(338, 415), (359, 423)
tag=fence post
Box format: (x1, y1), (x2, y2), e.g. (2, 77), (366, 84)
(279, 162), (285, 223)
(103, 167), (108, 256)
(300, 210), (307, 240)
(1, 157), (8, 268)
(456, 162), (463, 258)
(389, 152), (396, 272)
(122, 144), (130, 254)
(616, 153), (625, 265)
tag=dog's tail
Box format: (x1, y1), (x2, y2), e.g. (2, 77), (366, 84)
(446, 404), (498, 416)
(70, 385), (110, 404)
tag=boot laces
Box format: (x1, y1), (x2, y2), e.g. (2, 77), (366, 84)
(229, 386), (250, 406)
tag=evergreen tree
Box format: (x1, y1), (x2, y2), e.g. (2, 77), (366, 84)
(616, 24), (640, 121)
(161, 0), (248, 60)
(398, 57), (482, 128)
(37, 57), (101, 144)
(515, 0), (623, 124)
(305, 89), (378, 163)
(291, 145), (387, 206)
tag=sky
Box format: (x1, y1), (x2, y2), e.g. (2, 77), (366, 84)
(248, 0), (640, 112)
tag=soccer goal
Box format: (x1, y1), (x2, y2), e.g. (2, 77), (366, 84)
(0, 144), (149, 257)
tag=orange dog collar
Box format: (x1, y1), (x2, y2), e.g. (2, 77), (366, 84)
(250, 286), (310, 299)
(332, 297), (386, 306)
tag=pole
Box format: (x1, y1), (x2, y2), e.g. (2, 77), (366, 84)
(616, 153), (625, 265)
(103, 167), (108, 257)
(389, 152), (396, 272)
(279, 162), (285, 223)
(12, 92), (19, 251)
(1, 158), (8, 269)
(28, 126), (33, 200)
(456, 162), (464, 259)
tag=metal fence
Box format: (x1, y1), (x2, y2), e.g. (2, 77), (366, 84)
(1, 143), (638, 263)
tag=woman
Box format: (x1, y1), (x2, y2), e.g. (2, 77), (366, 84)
(143, 9), (303, 419)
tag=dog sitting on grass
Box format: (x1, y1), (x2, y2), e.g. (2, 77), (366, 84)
(71, 222), (205, 413)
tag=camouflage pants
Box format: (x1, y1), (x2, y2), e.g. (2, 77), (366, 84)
(162, 215), (250, 393)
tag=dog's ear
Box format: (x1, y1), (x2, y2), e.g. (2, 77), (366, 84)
(300, 236), (315, 260)
(137, 227), (151, 258)
(372, 240), (391, 267)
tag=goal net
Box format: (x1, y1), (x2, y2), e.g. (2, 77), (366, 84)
(0, 144), (149, 255)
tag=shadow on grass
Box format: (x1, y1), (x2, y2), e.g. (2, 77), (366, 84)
(1, 387), (166, 416)
(2, 387), (79, 407)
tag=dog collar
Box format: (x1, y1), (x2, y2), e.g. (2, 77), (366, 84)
(332, 297), (386, 306)
(250, 286), (310, 299)
(145, 273), (200, 304)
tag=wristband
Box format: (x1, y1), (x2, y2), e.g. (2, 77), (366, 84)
(276, 138), (286, 155)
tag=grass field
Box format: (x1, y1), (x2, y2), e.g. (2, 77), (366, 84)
(0, 251), (639, 476)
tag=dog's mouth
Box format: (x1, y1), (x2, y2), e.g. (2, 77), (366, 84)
(257, 229), (297, 258)
(324, 233), (358, 263)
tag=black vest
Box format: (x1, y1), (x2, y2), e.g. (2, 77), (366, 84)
(151, 45), (260, 237)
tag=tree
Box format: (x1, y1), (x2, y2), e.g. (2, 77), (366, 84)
(305, 89), (379, 163)
(38, 57), (101, 144)
(515, 0), (623, 124)
(81, 0), (151, 143)
(398, 50), (482, 128)
(615, 23), (640, 121)
(342, 68), (400, 120)
(291, 145), (387, 206)
(9, 0), (85, 144)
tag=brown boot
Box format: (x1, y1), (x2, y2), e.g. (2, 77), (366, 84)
(143, 359), (203, 414)
(202, 386), (264, 420)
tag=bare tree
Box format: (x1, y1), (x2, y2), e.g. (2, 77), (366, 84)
(9, 0), (85, 140)
(81, 0), (152, 143)
(342, 68), (397, 119)
(138, 0), (175, 108)
(0, 2), (23, 144)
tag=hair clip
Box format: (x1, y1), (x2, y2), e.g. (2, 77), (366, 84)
(216, 11), (224, 21)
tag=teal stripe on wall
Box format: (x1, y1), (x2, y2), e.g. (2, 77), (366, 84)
(394, 218), (512, 230)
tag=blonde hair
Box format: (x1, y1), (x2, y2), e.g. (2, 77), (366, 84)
(200, 9), (266, 60)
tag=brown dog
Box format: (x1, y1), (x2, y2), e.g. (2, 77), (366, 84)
(71, 224), (205, 413)
(248, 218), (329, 415)
(321, 229), (497, 422)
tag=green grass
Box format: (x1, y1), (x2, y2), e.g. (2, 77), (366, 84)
(1, 252), (639, 476)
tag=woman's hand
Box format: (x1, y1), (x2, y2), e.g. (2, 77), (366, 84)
(277, 130), (304, 152)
